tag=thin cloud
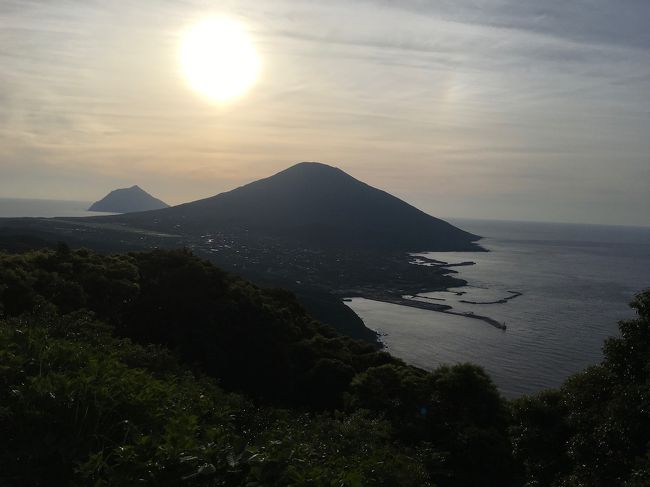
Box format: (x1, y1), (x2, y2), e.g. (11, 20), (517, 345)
(0, 0), (648, 225)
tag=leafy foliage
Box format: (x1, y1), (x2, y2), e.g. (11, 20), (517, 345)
(0, 247), (381, 406)
(0, 247), (648, 486)
(0, 312), (428, 486)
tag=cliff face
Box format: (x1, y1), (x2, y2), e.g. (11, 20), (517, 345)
(88, 185), (169, 213)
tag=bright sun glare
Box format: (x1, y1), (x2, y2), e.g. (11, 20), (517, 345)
(180, 17), (260, 103)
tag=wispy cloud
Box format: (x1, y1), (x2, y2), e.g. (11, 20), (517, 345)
(0, 0), (648, 225)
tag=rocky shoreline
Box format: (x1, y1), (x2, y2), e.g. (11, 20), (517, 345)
(361, 293), (508, 330)
(351, 253), (512, 331)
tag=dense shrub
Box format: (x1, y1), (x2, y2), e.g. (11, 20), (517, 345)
(0, 312), (428, 486)
(1, 247), (648, 485)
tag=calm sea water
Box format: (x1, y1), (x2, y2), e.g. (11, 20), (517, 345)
(346, 219), (650, 397)
(0, 198), (114, 218)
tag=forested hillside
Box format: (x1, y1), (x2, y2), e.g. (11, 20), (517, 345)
(0, 246), (648, 486)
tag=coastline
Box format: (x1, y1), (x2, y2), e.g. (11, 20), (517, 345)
(347, 252), (510, 331)
(337, 220), (650, 398)
(358, 294), (508, 330)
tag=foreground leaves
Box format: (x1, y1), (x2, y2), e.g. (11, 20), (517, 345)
(1, 247), (648, 486)
(0, 312), (429, 486)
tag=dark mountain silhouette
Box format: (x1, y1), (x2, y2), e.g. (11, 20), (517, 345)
(100, 162), (481, 251)
(88, 185), (169, 213)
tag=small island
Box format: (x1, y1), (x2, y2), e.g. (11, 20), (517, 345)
(88, 185), (169, 213)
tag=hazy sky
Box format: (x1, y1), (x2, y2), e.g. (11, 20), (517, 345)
(1, 0), (649, 225)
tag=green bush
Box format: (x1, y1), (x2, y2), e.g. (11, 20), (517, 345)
(2, 247), (647, 486)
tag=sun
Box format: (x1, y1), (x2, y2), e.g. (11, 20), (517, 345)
(180, 17), (261, 103)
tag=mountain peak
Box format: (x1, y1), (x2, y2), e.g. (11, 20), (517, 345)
(107, 163), (481, 251)
(88, 185), (169, 214)
(287, 161), (339, 171)
(277, 161), (349, 178)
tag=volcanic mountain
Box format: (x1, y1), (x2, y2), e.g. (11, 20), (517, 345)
(88, 185), (169, 213)
(101, 162), (481, 251)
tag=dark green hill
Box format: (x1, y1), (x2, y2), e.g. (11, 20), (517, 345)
(1, 246), (649, 486)
(88, 185), (169, 213)
(0, 247), (515, 485)
(98, 162), (481, 251)
(0, 246), (391, 406)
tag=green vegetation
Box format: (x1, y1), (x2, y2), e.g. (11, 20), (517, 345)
(0, 246), (648, 485)
(0, 312), (428, 486)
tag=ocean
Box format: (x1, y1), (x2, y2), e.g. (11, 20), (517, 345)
(346, 219), (650, 398)
(0, 198), (114, 218)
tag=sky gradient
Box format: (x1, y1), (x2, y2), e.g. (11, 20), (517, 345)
(1, 0), (649, 225)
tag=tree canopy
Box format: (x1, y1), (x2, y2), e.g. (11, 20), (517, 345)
(0, 246), (648, 486)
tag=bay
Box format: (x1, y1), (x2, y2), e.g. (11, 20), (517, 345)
(346, 219), (650, 397)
